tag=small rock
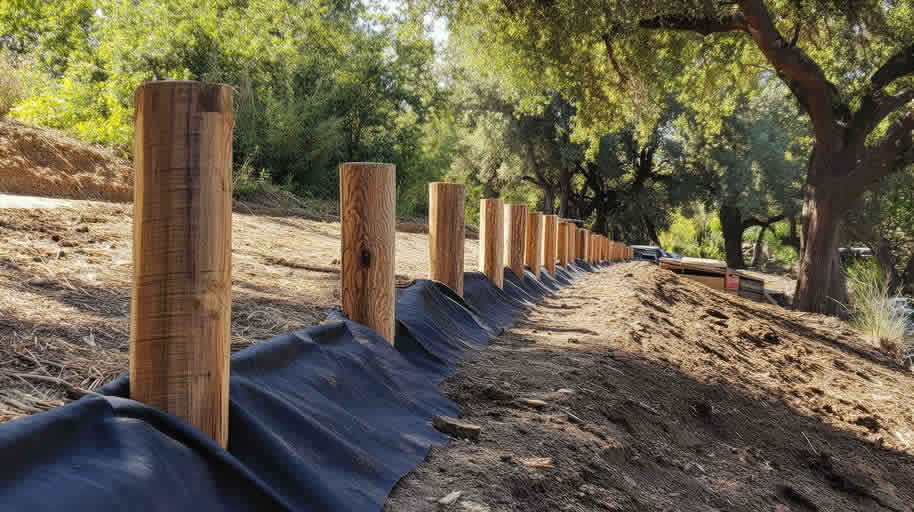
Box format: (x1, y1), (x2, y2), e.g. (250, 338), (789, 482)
(566, 412), (584, 424)
(519, 398), (547, 409)
(433, 416), (481, 440)
(556, 388), (574, 395)
(438, 490), (462, 505)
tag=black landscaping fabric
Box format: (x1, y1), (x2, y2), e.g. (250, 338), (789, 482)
(0, 264), (600, 512)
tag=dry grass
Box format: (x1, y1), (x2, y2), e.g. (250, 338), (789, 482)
(0, 119), (134, 201)
(0, 200), (480, 422)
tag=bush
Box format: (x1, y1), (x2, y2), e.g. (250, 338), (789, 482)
(846, 258), (909, 354)
(0, 52), (29, 118)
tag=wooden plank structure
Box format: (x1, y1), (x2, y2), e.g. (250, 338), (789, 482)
(131, 81), (234, 447)
(340, 162), (397, 342)
(504, 204), (527, 279)
(659, 256), (767, 301)
(525, 212), (544, 278)
(543, 214), (558, 275)
(428, 182), (466, 296)
(479, 198), (505, 289)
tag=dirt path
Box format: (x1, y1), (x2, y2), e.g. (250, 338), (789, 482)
(385, 262), (914, 511)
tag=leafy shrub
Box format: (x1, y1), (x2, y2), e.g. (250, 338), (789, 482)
(659, 207), (724, 259)
(11, 64), (136, 155)
(0, 52), (29, 117)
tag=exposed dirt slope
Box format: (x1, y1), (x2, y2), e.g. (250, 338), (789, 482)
(0, 201), (480, 421)
(386, 263), (914, 511)
(0, 119), (133, 201)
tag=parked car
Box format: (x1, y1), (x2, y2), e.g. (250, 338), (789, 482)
(631, 245), (679, 264)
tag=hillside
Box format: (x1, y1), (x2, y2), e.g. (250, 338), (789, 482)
(386, 263), (914, 511)
(0, 119), (133, 202)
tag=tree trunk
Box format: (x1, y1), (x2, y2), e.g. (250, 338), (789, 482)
(719, 205), (746, 269)
(594, 202), (608, 236)
(786, 215), (800, 250)
(751, 225), (767, 268)
(793, 192), (847, 315)
(558, 168), (570, 217)
(542, 186), (555, 214)
(641, 214), (661, 245)
(900, 254), (914, 296)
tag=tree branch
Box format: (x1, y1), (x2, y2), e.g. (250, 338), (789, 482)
(736, 0), (841, 145)
(742, 214), (785, 230)
(638, 12), (746, 35)
(840, 109), (914, 208)
(850, 88), (914, 147)
(870, 43), (914, 93)
(601, 32), (629, 85)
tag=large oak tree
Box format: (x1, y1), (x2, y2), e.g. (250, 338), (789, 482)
(438, 0), (914, 314)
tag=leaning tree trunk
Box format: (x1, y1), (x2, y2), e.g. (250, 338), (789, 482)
(719, 205), (746, 269)
(794, 190), (848, 315)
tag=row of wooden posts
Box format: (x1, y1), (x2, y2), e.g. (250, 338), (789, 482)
(129, 81), (632, 448)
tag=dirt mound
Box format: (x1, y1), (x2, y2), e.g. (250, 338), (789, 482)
(0, 119), (133, 201)
(386, 263), (914, 511)
(0, 201), (481, 421)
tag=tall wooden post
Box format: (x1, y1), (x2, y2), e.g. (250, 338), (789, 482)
(584, 232), (592, 264)
(428, 182), (466, 296)
(479, 198), (505, 289)
(543, 214), (558, 275)
(132, 81), (233, 447)
(504, 204), (527, 279)
(525, 212), (544, 279)
(340, 162), (396, 343)
(557, 222), (569, 267)
(574, 227), (582, 261)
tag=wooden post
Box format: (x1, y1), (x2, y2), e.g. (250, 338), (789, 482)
(504, 204), (527, 279)
(543, 214), (558, 275)
(479, 198), (505, 289)
(525, 212), (544, 278)
(340, 162), (396, 343)
(557, 222), (569, 267)
(584, 232), (592, 264)
(131, 81), (233, 447)
(428, 182), (466, 296)
(574, 227), (583, 261)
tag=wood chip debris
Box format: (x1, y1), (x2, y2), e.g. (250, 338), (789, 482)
(437, 490), (462, 505)
(519, 398), (547, 409)
(433, 416), (481, 440)
(518, 456), (554, 468)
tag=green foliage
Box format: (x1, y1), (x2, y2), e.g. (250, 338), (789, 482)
(659, 207), (724, 259)
(0, 51), (28, 117)
(1, 0), (458, 216)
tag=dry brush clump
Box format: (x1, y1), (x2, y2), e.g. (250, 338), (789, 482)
(845, 260), (911, 363)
